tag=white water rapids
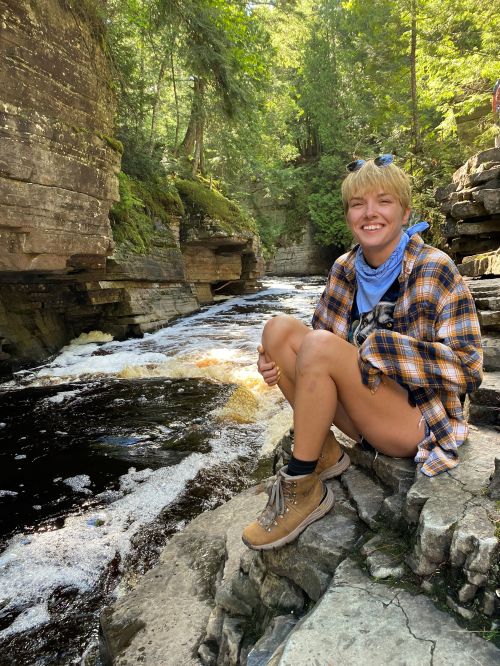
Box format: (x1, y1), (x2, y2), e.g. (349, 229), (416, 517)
(0, 277), (325, 644)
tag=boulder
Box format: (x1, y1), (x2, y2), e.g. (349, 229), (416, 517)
(459, 250), (500, 278)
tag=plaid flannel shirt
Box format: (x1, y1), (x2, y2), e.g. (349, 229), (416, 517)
(311, 234), (483, 476)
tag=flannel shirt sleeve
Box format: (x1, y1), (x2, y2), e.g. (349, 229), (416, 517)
(357, 278), (483, 394)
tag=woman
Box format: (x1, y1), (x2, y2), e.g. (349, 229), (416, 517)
(242, 155), (483, 551)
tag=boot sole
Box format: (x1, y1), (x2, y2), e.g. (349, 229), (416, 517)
(317, 451), (351, 481)
(242, 485), (335, 551)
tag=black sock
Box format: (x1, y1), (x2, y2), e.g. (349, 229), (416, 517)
(286, 455), (318, 477)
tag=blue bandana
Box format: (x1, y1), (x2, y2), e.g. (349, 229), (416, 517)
(354, 221), (429, 314)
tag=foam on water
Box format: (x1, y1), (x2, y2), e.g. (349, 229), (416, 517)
(14, 278), (322, 387)
(0, 426), (252, 639)
(0, 277), (324, 639)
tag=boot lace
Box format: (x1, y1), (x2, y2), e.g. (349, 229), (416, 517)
(257, 472), (293, 529)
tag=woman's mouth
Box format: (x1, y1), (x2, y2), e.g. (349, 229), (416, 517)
(362, 224), (383, 231)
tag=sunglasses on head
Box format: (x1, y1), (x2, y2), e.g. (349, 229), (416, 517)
(346, 153), (394, 173)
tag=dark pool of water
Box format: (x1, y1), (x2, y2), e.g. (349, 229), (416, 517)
(0, 377), (232, 548)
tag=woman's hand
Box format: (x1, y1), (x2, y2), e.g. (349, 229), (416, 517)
(257, 344), (281, 386)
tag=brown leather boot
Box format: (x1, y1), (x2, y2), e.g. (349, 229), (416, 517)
(315, 431), (351, 481)
(242, 467), (334, 550)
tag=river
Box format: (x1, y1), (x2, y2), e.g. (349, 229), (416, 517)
(0, 276), (325, 665)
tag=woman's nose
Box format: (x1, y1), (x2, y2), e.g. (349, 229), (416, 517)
(364, 201), (377, 217)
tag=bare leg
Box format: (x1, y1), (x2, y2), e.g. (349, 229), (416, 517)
(292, 329), (424, 461)
(261, 315), (424, 459)
(262, 315), (360, 441)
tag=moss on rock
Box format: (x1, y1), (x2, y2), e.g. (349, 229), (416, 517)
(176, 179), (256, 237)
(110, 173), (180, 254)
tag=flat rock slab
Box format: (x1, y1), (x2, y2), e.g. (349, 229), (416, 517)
(336, 429), (416, 493)
(459, 250), (500, 278)
(341, 466), (385, 528)
(481, 334), (500, 371)
(276, 559), (500, 666)
(99, 488), (267, 666)
(471, 371), (500, 406)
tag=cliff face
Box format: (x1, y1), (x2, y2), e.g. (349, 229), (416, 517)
(0, 0), (120, 272)
(266, 221), (332, 277)
(0, 0), (264, 372)
(0, 0), (121, 366)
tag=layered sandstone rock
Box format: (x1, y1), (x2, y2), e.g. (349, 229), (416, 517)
(436, 149), (500, 352)
(0, 0), (121, 367)
(0, 0), (120, 272)
(266, 221), (332, 276)
(436, 148), (500, 262)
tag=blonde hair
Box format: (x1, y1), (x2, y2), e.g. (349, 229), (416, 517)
(341, 160), (412, 212)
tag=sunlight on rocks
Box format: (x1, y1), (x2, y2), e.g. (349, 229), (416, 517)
(70, 331), (114, 345)
(214, 386), (260, 424)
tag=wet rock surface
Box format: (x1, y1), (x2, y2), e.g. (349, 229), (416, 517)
(100, 488), (268, 665)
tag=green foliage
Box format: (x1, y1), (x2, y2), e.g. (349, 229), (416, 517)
(102, 0), (499, 258)
(176, 179), (256, 236)
(305, 156), (352, 250)
(110, 172), (179, 254)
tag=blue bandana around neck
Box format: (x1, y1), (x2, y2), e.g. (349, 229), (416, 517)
(354, 221), (429, 314)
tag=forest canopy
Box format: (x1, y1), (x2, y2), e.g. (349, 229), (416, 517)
(100, 0), (500, 254)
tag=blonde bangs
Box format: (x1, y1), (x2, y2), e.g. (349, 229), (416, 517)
(341, 160), (411, 212)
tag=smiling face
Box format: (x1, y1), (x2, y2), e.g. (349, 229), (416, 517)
(346, 190), (410, 266)
(341, 159), (412, 267)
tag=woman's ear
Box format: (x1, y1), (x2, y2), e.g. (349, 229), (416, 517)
(402, 207), (411, 225)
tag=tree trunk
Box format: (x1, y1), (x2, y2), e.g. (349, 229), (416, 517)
(148, 57), (168, 154)
(180, 77), (206, 173)
(171, 51), (180, 156)
(410, 0), (422, 156)
(192, 116), (204, 176)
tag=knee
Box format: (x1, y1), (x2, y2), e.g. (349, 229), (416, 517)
(296, 329), (339, 373)
(262, 315), (298, 350)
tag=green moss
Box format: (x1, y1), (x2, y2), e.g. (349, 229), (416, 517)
(97, 132), (124, 154)
(110, 173), (180, 254)
(176, 179), (256, 238)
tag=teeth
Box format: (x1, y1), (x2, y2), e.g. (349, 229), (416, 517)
(363, 225), (382, 230)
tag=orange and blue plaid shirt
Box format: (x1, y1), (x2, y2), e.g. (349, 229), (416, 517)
(312, 234), (483, 476)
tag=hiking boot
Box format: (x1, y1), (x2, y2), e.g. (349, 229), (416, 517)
(242, 467), (334, 551)
(315, 432), (351, 481)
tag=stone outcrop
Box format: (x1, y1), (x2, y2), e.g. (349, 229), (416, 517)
(0, 0), (120, 273)
(436, 149), (500, 395)
(182, 234), (264, 304)
(266, 222), (332, 277)
(100, 409), (500, 664)
(435, 147), (500, 263)
(0, 0), (121, 368)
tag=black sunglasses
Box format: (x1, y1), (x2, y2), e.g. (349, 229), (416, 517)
(346, 153), (394, 173)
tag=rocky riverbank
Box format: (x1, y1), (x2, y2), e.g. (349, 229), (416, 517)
(100, 406), (500, 665)
(99, 148), (500, 664)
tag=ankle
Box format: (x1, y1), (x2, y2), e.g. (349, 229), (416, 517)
(286, 455), (318, 477)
